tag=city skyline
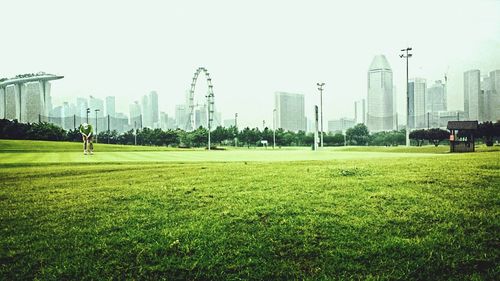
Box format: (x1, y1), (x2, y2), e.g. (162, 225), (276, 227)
(1, 0), (500, 128)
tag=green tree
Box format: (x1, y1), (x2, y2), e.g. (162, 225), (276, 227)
(346, 124), (369, 145)
(426, 128), (449, 147)
(409, 129), (428, 146)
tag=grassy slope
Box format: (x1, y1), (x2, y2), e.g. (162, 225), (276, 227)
(0, 141), (499, 280)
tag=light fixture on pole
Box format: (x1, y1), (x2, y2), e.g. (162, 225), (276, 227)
(316, 82), (325, 148)
(400, 47), (412, 147)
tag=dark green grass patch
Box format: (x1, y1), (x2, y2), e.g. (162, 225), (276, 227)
(0, 152), (499, 280)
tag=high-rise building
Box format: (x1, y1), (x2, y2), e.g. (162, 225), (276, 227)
(487, 70), (500, 121)
(328, 118), (355, 133)
(464, 69), (481, 121)
(481, 76), (491, 121)
(141, 94), (151, 128)
(21, 82), (44, 123)
(426, 80), (447, 113)
(195, 103), (207, 128)
(4, 85), (19, 120)
(160, 112), (168, 130)
(409, 78), (426, 129)
(0, 87), (4, 119)
(354, 99), (366, 124)
(149, 91), (159, 126)
(367, 55), (394, 132)
(129, 101), (142, 128)
(76, 97), (88, 118)
(88, 95), (104, 117)
(175, 104), (189, 130)
(274, 92), (306, 132)
(140, 91), (159, 128)
(106, 96), (116, 118)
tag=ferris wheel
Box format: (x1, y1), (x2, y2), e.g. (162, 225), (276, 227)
(186, 67), (215, 132)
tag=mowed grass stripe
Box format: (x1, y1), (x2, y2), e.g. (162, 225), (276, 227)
(0, 150), (449, 164)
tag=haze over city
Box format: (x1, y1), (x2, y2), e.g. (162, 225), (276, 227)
(1, 0), (499, 128)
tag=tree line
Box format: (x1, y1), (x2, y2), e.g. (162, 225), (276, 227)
(1, 119), (499, 147)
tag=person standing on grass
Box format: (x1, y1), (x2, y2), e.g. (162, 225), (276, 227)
(79, 123), (94, 155)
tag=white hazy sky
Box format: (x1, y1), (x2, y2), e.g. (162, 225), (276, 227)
(1, 0), (499, 128)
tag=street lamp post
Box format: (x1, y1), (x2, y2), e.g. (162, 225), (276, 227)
(273, 109), (276, 149)
(316, 83), (325, 147)
(235, 113), (238, 147)
(86, 108), (90, 124)
(400, 47), (413, 147)
(95, 109), (100, 143)
(134, 121), (137, 146)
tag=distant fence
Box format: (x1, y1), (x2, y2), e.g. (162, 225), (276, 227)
(38, 115), (135, 133)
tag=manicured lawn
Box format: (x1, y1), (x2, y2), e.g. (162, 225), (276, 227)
(0, 140), (499, 279)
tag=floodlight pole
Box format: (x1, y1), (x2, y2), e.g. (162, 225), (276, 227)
(235, 113), (238, 147)
(86, 108), (90, 123)
(317, 83), (325, 148)
(273, 109), (276, 149)
(400, 47), (412, 147)
(134, 121), (137, 146)
(95, 109), (100, 143)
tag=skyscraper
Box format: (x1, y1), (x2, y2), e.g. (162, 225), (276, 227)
(0, 87), (4, 119)
(175, 104), (189, 130)
(4, 85), (19, 120)
(149, 91), (159, 127)
(487, 70), (500, 121)
(76, 97), (88, 118)
(129, 101), (142, 128)
(409, 78), (426, 129)
(88, 95), (104, 117)
(140, 91), (159, 128)
(464, 69), (481, 121)
(274, 92), (306, 132)
(426, 80), (447, 113)
(354, 99), (366, 124)
(367, 55), (394, 132)
(141, 94), (151, 128)
(106, 96), (116, 117)
(21, 82), (44, 123)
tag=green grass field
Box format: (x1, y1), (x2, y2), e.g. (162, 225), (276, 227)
(0, 140), (499, 280)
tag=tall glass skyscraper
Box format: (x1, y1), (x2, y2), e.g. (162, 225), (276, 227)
(367, 55), (394, 132)
(274, 92), (306, 132)
(464, 69), (481, 121)
(409, 78), (427, 129)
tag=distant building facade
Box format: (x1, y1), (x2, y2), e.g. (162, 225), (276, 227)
(367, 55), (394, 132)
(175, 104), (189, 130)
(486, 70), (500, 121)
(409, 78), (427, 129)
(129, 101), (142, 128)
(89, 95), (104, 117)
(106, 96), (116, 118)
(464, 69), (481, 121)
(274, 92), (306, 132)
(328, 118), (355, 133)
(354, 99), (366, 124)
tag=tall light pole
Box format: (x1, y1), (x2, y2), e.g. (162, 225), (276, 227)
(86, 108), (90, 124)
(400, 47), (412, 147)
(273, 108), (276, 149)
(95, 109), (100, 143)
(234, 113), (238, 147)
(316, 82), (325, 147)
